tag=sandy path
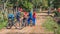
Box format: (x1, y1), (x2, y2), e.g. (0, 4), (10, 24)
(0, 13), (53, 34)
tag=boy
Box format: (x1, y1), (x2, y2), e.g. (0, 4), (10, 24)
(28, 11), (33, 25)
(33, 11), (36, 26)
(22, 12), (28, 27)
(15, 11), (21, 29)
(7, 13), (14, 29)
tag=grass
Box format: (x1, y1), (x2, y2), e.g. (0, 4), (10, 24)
(0, 21), (7, 30)
(42, 17), (58, 32)
(42, 16), (60, 34)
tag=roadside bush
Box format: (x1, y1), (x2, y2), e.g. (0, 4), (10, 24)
(42, 17), (58, 31)
(0, 21), (7, 29)
(54, 10), (60, 17)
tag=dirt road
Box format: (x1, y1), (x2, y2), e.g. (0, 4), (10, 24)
(0, 13), (53, 34)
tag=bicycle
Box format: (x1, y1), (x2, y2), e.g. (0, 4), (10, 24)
(6, 19), (13, 29)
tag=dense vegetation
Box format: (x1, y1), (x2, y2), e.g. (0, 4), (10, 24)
(42, 17), (58, 31)
(42, 17), (60, 34)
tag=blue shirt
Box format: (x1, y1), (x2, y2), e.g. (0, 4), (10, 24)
(29, 12), (32, 18)
(8, 13), (14, 20)
(16, 11), (20, 18)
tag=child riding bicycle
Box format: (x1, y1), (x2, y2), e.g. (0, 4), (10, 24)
(7, 13), (15, 29)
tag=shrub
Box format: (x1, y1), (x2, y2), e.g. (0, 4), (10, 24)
(42, 17), (58, 31)
(0, 21), (7, 29)
(54, 10), (60, 17)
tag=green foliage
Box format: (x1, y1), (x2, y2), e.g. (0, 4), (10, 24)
(9, 0), (17, 4)
(7, 3), (13, 7)
(32, 0), (42, 8)
(53, 0), (60, 8)
(6, 0), (33, 11)
(0, 21), (7, 29)
(42, 16), (60, 34)
(54, 11), (60, 17)
(0, 12), (3, 22)
(0, 11), (7, 30)
(23, 1), (33, 10)
(42, 17), (58, 31)
(57, 27), (60, 34)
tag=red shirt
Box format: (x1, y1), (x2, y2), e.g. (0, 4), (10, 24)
(33, 12), (36, 18)
(24, 12), (28, 17)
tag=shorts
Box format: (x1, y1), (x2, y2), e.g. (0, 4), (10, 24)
(33, 18), (36, 25)
(28, 18), (32, 25)
(23, 18), (27, 22)
(16, 18), (20, 22)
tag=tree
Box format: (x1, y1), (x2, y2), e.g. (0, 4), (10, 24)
(32, 0), (42, 8)
(53, 0), (60, 8)
(22, 1), (33, 11)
